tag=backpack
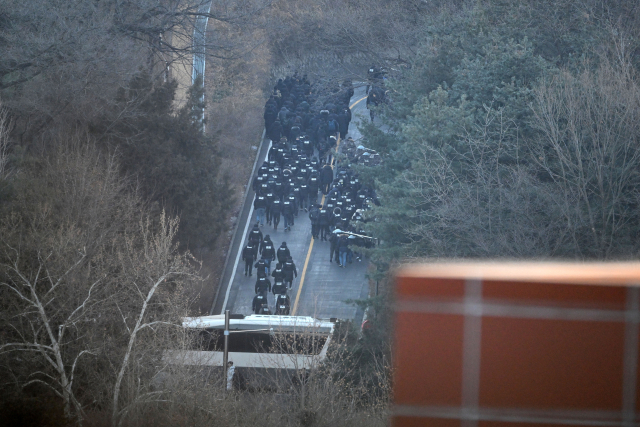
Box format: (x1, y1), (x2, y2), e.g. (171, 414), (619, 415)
(328, 119), (337, 132)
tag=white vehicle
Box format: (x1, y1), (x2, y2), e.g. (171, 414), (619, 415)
(165, 314), (336, 370)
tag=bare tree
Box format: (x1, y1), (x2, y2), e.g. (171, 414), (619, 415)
(0, 139), (200, 425)
(531, 47), (640, 258)
(0, 140), (135, 421)
(110, 212), (200, 427)
(0, 0), (273, 144)
(0, 105), (12, 180)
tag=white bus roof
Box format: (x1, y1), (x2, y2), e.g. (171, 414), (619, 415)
(165, 350), (324, 370)
(182, 314), (335, 334)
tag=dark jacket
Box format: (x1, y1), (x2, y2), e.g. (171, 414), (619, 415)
(242, 245), (255, 262)
(275, 295), (291, 315)
(309, 205), (320, 223)
(254, 259), (269, 277)
(271, 199), (282, 214)
(277, 245), (291, 263)
(282, 200), (294, 216)
(320, 165), (333, 185)
(261, 243), (275, 261)
(307, 175), (320, 193)
(258, 304), (272, 315)
(272, 281), (287, 295)
(255, 277), (271, 294)
(252, 294), (268, 313)
(318, 208), (329, 226)
(338, 235), (349, 251)
(254, 195), (267, 210)
(329, 233), (338, 249)
(249, 226), (263, 244)
(272, 264), (285, 282)
(283, 259), (298, 281)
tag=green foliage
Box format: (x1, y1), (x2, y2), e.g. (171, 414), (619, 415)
(323, 295), (392, 408)
(99, 73), (232, 250)
(360, 0), (640, 265)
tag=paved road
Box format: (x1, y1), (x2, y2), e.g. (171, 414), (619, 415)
(213, 85), (371, 322)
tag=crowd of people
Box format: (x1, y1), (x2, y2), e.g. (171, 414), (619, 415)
(243, 73), (378, 316)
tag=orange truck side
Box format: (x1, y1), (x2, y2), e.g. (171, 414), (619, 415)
(393, 262), (640, 427)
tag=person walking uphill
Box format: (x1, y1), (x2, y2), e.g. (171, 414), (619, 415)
(260, 236), (276, 275)
(283, 256), (298, 289)
(318, 206), (330, 241)
(329, 230), (340, 264)
(248, 223), (263, 258)
(270, 198), (282, 230)
(254, 194), (267, 226)
(320, 164), (333, 195)
(252, 292), (268, 314)
(242, 243), (256, 276)
(277, 242), (291, 265)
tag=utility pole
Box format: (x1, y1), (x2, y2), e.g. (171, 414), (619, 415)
(223, 309), (230, 391)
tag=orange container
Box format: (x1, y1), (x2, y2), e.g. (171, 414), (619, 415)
(392, 262), (640, 427)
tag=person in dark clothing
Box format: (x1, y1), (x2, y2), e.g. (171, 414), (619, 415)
(269, 120), (282, 142)
(260, 234), (273, 254)
(297, 183), (308, 211)
(367, 86), (385, 122)
(329, 231), (340, 264)
(271, 198), (282, 230)
(255, 276), (271, 294)
(258, 303), (272, 315)
(254, 194), (267, 226)
(337, 109), (349, 140)
(271, 262), (286, 287)
(320, 164), (333, 195)
(265, 191), (276, 225)
(272, 279), (287, 296)
(254, 258), (269, 278)
(277, 242), (291, 264)
(275, 294), (291, 315)
(318, 206), (330, 241)
(286, 193), (298, 221)
(242, 243), (256, 276)
(307, 173), (320, 204)
(252, 292), (268, 314)
(301, 138), (313, 157)
(282, 197), (294, 231)
(248, 223), (263, 258)
(283, 257), (298, 289)
(308, 204), (320, 239)
(261, 237), (276, 275)
(278, 106), (289, 124)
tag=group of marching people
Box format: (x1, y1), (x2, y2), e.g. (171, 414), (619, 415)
(308, 161), (379, 267)
(244, 227), (297, 316)
(243, 73), (378, 316)
(264, 73), (354, 163)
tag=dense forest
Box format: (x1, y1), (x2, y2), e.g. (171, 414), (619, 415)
(1, 0), (639, 426)
(360, 0), (640, 266)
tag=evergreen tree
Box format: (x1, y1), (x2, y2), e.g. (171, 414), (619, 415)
(359, 1), (640, 263)
(98, 73), (232, 250)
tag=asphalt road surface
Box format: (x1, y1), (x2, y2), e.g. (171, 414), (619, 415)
(212, 85), (371, 322)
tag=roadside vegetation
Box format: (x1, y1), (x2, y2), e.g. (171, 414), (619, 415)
(1, 0), (639, 425)
(359, 1), (640, 264)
